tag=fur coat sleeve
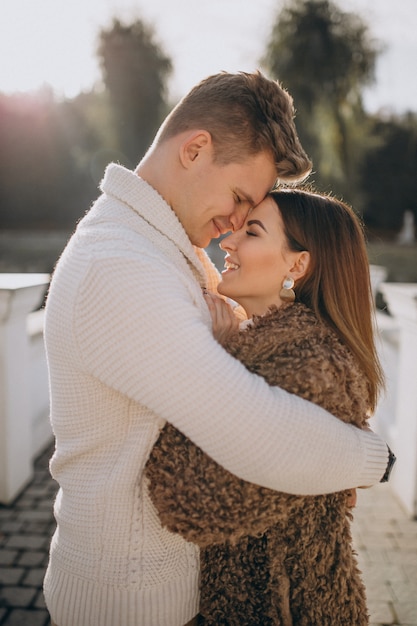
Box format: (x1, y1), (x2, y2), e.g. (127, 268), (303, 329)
(145, 304), (369, 547)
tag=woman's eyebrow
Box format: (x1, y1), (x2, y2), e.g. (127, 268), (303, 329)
(247, 219), (267, 232)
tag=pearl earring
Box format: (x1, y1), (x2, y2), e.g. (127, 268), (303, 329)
(279, 277), (295, 303)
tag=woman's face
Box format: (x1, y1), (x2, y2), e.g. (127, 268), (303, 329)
(217, 196), (301, 317)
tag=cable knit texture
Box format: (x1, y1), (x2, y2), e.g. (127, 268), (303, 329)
(43, 164), (386, 626)
(147, 304), (370, 625)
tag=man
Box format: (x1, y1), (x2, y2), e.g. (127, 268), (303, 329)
(44, 71), (391, 626)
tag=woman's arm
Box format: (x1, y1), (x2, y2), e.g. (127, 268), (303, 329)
(146, 422), (298, 547)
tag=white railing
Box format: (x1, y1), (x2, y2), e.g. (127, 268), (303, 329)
(374, 283), (417, 518)
(0, 274), (52, 504)
(0, 270), (416, 517)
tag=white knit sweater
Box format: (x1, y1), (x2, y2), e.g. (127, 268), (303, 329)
(43, 164), (388, 626)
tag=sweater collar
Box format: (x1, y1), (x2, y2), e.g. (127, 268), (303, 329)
(100, 163), (207, 286)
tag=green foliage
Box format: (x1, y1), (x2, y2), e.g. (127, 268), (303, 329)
(0, 14), (174, 232)
(261, 0), (417, 236)
(0, 7), (414, 244)
(361, 113), (417, 236)
(262, 0), (380, 203)
(0, 89), (96, 229)
(264, 0), (377, 108)
(97, 18), (172, 166)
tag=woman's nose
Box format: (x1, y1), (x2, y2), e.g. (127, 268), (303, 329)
(219, 233), (236, 251)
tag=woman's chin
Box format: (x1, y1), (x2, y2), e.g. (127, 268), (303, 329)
(217, 283), (232, 299)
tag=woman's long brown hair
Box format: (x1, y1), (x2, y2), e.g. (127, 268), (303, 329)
(271, 189), (384, 412)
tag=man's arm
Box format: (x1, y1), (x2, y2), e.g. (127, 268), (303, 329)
(76, 256), (389, 495)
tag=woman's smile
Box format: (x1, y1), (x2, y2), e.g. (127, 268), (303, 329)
(222, 256), (240, 273)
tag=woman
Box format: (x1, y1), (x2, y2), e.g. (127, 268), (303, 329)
(145, 189), (384, 625)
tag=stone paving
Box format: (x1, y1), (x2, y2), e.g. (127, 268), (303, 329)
(0, 441), (416, 626)
(0, 443), (56, 626)
(352, 483), (417, 626)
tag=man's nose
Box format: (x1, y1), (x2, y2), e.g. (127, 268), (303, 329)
(229, 206), (249, 232)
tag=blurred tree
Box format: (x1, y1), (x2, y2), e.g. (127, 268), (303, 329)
(262, 0), (380, 204)
(0, 16), (173, 235)
(55, 90), (126, 189)
(0, 89), (106, 230)
(0, 90), (77, 229)
(361, 112), (417, 237)
(97, 17), (172, 166)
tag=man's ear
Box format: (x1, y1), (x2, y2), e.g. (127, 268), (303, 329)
(290, 251), (310, 280)
(179, 130), (212, 168)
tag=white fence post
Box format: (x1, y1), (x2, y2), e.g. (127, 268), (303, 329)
(0, 273), (50, 504)
(379, 283), (417, 518)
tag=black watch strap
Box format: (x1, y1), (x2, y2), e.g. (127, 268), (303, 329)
(380, 445), (396, 483)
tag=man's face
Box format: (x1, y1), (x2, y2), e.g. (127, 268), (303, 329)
(177, 149), (277, 248)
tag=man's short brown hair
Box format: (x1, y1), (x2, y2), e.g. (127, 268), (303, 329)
(156, 71), (312, 183)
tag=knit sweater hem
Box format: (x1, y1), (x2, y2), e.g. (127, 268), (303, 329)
(44, 562), (199, 626)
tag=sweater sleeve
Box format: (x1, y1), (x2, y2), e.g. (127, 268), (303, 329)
(76, 255), (388, 495)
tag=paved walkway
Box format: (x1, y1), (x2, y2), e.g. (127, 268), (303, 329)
(352, 482), (417, 625)
(0, 443), (55, 626)
(1, 442), (416, 626)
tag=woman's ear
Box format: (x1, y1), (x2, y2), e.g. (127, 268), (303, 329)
(179, 130), (212, 168)
(290, 251), (310, 281)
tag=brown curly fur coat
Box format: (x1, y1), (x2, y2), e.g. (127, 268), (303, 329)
(145, 303), (370, 625)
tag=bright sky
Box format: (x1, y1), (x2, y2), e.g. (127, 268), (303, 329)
(2, 0), (417, 113)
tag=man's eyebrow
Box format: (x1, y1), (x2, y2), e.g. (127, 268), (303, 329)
(247, 219), (267, 232)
